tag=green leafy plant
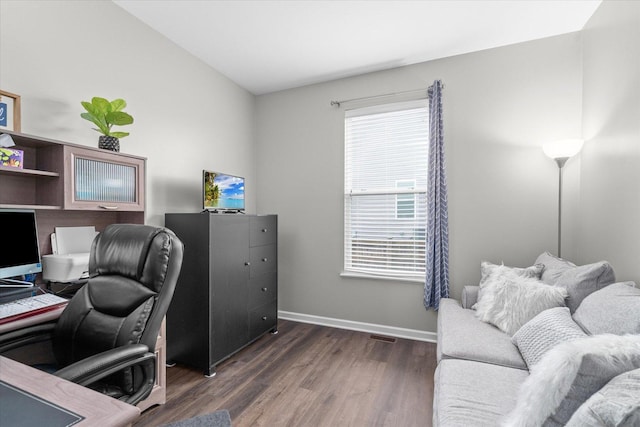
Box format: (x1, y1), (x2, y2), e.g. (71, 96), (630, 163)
(80, 97), (134, 138)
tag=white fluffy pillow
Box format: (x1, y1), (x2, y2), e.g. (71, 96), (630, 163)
(475, 274), (568, 336)
(474, 262), (544, 310)
(479, 261), (544, 285)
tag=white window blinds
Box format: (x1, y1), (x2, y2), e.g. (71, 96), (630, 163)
(344, 99), (429, 280)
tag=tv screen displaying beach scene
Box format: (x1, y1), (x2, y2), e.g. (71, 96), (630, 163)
(203, 170), (245, 211)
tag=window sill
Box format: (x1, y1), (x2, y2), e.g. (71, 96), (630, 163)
(340, 271), (425, 284)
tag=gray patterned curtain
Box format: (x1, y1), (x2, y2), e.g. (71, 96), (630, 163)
(424, 80), (449, 310)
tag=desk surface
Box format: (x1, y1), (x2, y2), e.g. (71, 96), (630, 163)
(0, 356), (140, 427)
(0, 303), (67, 334)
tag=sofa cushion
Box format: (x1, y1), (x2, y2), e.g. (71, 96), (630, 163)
(475, 274), (567, 336)
(475, 261), (543, 308)
(565, 368), (640, 427)
(573, 281), (640, 335)
(512, 307), (586, 369)
(503, 334), (640, 427)
(535, 252), (615, 312)
(479, 261), (543, 285)
(433, 359), (529, 427)
(437, 298), (526, 370)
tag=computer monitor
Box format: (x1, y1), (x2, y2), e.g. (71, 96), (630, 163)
(0, 208), (42, 283)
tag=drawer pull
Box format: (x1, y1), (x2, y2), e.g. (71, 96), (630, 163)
(98, 205), (119, 210)
(261, 228), (268, 233)
(261, 287), (268, 292)
(244, 262), (251, 266)
(261, 316), (268, 321)
(262, 258), (268, 262)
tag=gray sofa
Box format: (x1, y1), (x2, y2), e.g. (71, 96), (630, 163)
(433, 253), (640, 426)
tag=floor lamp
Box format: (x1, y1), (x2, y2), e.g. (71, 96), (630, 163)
(542, 139), (584, 258)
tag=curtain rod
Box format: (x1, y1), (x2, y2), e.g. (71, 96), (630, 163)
(330, 86), (439, 107)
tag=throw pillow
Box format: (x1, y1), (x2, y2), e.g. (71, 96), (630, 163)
(474, 261), (544, 309)
(512, 307), (586, 369)
(573, 281), (640, 335)
(565, 368), (640, 427)
(502, 334), (640, 427)
(474, 275), (568, 336)
(479, 261), (544, 286)
(534, 252), (615, 313)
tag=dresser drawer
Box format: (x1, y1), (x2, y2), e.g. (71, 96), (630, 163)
(250, 216), (277, 247)
(250, 244), (277, 278)
(248, 273), (277, 309)
(249, 301), (277, 339)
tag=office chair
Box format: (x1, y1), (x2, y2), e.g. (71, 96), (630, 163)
(0, 224), (184, 406)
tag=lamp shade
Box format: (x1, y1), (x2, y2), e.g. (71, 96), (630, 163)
(542, 139), (584, 159)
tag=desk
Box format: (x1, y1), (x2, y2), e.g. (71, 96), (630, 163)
(0, 356), (140, 426)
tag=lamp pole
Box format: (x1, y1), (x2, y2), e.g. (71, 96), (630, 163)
(543, 139), (583, 260)
(554, 157), (569, 258)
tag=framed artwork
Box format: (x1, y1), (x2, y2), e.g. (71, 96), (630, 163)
(0, 90), (21, 132)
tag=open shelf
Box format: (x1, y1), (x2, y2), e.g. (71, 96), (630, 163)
(0, 204), (63, 210)
(0, 166), (60, 177)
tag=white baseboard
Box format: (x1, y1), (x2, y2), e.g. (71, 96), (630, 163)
(278, 310), (437, 343)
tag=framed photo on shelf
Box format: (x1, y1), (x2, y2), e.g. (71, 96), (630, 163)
(0, 90), (21, 132)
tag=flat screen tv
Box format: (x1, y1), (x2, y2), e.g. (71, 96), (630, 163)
(0, 208), (42, 280)
(203, 170), (245, 212)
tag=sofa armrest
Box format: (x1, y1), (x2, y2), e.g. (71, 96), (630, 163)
(461, 285), (480, 309)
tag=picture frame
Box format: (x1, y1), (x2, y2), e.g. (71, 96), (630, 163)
(0, 90), (21, 132)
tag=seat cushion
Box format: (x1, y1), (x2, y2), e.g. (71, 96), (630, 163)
(433, 359), (529, 427)
(437, 298), (526, 370)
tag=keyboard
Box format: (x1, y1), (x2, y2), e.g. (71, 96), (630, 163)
(0, 293), (68, 324)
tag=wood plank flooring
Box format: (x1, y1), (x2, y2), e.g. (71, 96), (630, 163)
(134, 320), (436, 427)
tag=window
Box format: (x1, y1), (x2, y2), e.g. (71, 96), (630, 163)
(344, 99), (429, 280)
(395, 180), (416, 219)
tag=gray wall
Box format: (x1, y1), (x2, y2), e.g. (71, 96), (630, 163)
(0, 0), (256, 223)
(6, 0), (631, 336)
(576, 1), (640, 281)
(256, 34), (583, 332)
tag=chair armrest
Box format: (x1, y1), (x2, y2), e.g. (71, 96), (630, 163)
(0, 322), (56, 353)
(55, 343), (151, 384)
(55, 343), (155, 405)
(461, 285), (480, 309)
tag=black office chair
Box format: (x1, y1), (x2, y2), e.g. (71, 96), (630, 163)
(0, 224), (184, 405)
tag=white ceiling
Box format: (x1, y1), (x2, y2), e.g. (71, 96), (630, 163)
(114, 0), (601, 95)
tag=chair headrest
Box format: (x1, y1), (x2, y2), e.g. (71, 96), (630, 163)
(90, 224), (181, 292)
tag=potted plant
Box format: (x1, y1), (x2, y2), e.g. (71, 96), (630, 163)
(80, 97), (134, 152)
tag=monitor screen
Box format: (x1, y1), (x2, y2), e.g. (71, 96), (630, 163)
(203, 170), (245, 211)
(0, 209), (42, 279)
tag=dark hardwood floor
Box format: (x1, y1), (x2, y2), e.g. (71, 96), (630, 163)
(134, 320), (436, 427)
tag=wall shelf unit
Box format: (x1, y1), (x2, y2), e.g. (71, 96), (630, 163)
(0, 130), (146, 255)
